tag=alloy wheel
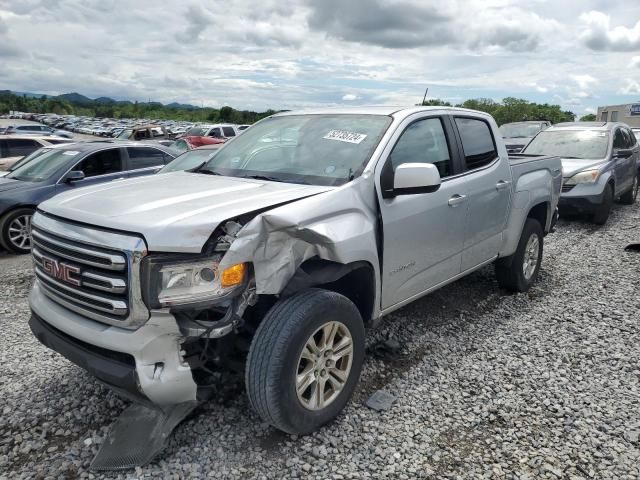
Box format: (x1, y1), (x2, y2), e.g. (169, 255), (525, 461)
(296, 321), (353, 411)
(7, 214), (32, 251)
(522, 234), (540, 280)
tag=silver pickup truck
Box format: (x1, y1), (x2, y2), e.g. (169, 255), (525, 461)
(28, 107), (561, 466)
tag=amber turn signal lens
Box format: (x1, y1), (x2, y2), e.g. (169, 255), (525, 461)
(221, 263), (246, 288)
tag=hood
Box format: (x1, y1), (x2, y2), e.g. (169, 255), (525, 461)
(39, 172), (332, 252)
(561, 158), (607, 178)
(0, 177), (41, 193)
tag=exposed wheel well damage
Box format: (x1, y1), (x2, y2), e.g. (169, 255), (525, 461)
(281, 258), (376, 324)
(527, 202), (548, 232)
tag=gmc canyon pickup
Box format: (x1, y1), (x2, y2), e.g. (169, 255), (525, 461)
(28, 107), (562, 465)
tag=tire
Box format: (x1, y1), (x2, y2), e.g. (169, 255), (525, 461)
(619, 175), (638, 205)
(0, 208), (35, 254)
(495, 218), (543, 293)
(592, 183), (613, 225)
(245, 289), (365, 435)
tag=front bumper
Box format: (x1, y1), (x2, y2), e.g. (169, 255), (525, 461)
(29, 281), (198, 406)
(559, 182), (606, 213)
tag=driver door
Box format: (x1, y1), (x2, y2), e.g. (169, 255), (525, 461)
(376, 114), (467, 310)
(57, 147), (126, 191)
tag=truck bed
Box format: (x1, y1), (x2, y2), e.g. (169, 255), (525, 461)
(508, 153), (562, 182)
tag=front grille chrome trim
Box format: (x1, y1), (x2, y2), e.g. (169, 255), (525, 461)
(31, 228), (126, 271)
(31, 211), (149, 329)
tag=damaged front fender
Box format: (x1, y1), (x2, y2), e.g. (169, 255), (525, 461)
(218, 179), (382, 318)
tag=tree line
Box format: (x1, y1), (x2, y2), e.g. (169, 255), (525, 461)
(0, 91), (276, 124)
(421, 97), (579, 125)
(0, 90), (589, 126)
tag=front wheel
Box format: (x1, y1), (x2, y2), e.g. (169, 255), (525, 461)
(245, 289), (365, 434)
(0, 208), (35, 254)
(592, 183), (613, 225)
(619, 175), (638, 205)
(495, 218), (543, 292)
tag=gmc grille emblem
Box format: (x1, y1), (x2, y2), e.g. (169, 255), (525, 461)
(41, 256), (81, 287)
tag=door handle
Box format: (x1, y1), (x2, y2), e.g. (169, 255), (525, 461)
(448, 194), (467, 207)
(495, 180), (511, 190)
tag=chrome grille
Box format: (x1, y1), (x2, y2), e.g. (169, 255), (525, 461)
(31, 211), (149, 329)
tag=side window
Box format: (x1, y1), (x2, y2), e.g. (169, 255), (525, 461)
(6, 139), (40, 157)
(389, 117), (452, 178)
(454, 117), (498, 170)
(623, 128), (635, 148)
(126, 147), (166, 169)
(613, 129), (626, 149)
(210, 128), (223, 138)
(222, 126), (236, 137)
(75, 149), (123, 178)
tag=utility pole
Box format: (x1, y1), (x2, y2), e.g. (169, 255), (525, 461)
(421, 88), (429, 106)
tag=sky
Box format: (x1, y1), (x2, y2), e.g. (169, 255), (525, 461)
(0, 0), (639, 115)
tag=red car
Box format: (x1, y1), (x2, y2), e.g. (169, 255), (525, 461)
(172, 135), (226, 153)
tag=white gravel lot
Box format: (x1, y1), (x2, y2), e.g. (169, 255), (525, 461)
(0, 202), (639, 479)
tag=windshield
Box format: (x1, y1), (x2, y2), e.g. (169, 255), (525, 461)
(186, 127), (208, 136)
(8, 148), (50, 171)
(117, 129), (132, 139)
(159, 148), (220, 173)
(500, 123), (546, 138)
(523, 130), (609, 159)
(7, 149), (78, 182)
(200, 114), (391, 186)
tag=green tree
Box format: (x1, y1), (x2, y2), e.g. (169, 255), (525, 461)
(580, 113), (596, 121)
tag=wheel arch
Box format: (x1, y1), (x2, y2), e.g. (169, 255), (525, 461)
(281, 258), (377, 325)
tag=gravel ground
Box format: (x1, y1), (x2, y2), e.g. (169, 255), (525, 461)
(1, 202), (639, 479)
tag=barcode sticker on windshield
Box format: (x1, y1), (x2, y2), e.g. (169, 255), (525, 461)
(323, 129), (367, 144)
(63, 151), (79, 156)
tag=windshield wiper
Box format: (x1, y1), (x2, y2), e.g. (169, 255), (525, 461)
(238, 174), (285, 182)
(194, 167), (223, 176)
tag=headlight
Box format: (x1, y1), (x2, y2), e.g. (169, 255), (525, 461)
(565, 169), (600, 185)
(142, 255), (247, 308)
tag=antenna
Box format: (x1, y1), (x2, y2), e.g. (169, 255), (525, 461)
(421, 88), (429, 106)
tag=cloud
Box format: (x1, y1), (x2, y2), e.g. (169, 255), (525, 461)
(342, 94), (358, 101)
(580, 11), (640, 51)
(306, 0), (456, 49)
(619, 79), (640, 95)
(571, 74), (598, 90)
(175, 4), (215, 42)
(632, 56), (640, 68)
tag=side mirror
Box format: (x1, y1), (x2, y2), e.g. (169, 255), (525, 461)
(392, 163), (441, 196)
(64, 170), (85, 183)
(614, 148), (633, 159)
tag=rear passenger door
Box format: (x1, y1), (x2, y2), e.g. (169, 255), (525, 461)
(452, 116), (512, 271)
(124, 146), (170, 177)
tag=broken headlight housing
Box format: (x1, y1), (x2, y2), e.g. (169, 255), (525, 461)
(142, 255), (247, 309)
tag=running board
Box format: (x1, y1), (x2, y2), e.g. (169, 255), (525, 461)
(90, 402), (198, 471)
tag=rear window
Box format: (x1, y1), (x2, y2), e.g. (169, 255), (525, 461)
(455, 117), (498, 170)
(6, 138), (40, 157)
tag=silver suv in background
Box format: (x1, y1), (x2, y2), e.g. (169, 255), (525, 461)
(500, 120), (551, 153)
(523, 122), (638, 224)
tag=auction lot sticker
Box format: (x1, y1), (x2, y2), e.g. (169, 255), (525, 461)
(324, 129), (367, 144)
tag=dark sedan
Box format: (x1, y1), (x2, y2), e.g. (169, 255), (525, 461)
(0, 142), (176, 254)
